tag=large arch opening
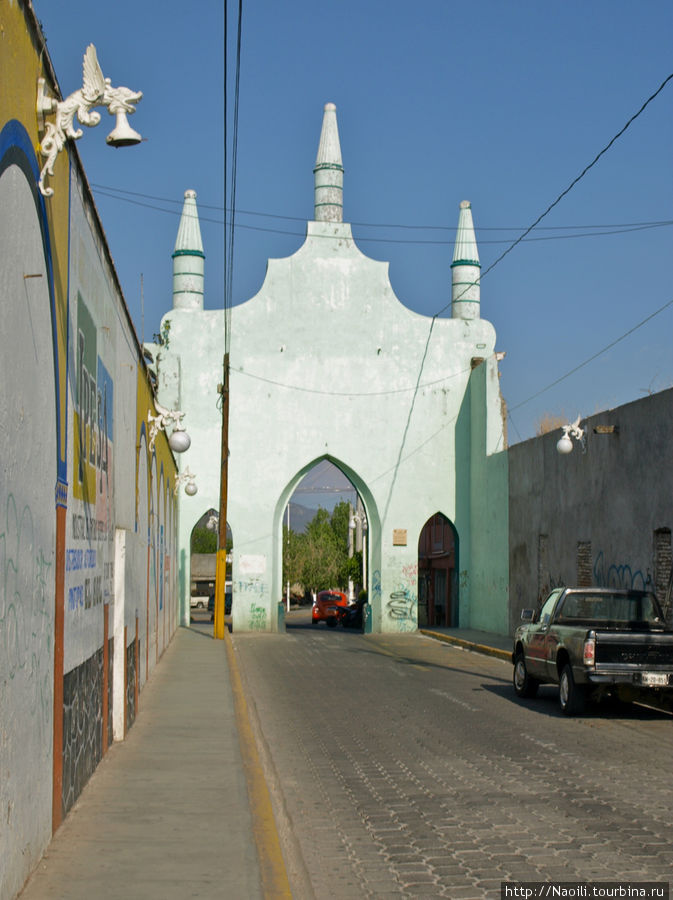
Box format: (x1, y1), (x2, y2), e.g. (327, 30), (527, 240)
(274, 457), (380, 631)
(417, 513), (458, 628)
(189, 508), (232, 622)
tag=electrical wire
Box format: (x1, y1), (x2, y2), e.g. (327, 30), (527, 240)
(89, 183), (672, 247)
(508, 297), (673, 413)
(88, 181), (672, 235)
(230, 360), (475, 397)
(224, 0), (243, 354)
(432, 70), (673, 319)
(225, 0), (243, 356)
(220, 74), (673, 405)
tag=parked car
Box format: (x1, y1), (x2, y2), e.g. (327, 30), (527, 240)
(312, 590), (349, 627)
(208, 588), (232, 621)
(512, 587), (673, 715)
(190, 596), (208, 609)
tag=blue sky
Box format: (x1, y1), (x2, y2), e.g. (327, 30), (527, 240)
(37, 0), (672, 443)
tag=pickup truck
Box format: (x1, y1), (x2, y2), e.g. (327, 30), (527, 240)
(512, 587), (673, 715)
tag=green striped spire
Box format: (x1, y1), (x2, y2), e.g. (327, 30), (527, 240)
(172, 190), (205, 310)
(313, 103), (344, 223)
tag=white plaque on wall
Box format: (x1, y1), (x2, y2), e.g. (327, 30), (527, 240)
(239, 554), (267, 575)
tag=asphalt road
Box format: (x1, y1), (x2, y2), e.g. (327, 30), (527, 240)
(228, 608), (673, 899)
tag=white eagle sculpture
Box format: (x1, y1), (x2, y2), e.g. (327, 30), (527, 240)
(38, 44), (143, 197)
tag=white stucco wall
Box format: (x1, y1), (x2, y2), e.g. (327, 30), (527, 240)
(154, 221), (506, 633)
(0, 156), (56, 900)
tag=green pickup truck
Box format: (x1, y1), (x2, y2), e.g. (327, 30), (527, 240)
(512, 587), (673, 715)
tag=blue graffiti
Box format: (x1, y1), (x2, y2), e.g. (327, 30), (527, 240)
(593, 551), (650, 591)
(371, 569), (382, 604)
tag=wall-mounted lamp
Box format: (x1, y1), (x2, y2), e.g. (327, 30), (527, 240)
(174, 468), (198, 497)
(148, 402), (191, 453)
(557, 416), (585, 455)
(37, 44), (143, 197)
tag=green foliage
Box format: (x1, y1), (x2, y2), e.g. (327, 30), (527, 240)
(282, 502), (363, 594)
(330, 501), (351, 547)
(191, 527), (217, 554)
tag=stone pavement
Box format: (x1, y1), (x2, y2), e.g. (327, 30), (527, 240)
(17, 623), (511, 900)
(18, 626), (270, 900)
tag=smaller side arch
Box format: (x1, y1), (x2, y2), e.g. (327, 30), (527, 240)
(417, 512), (459, 628)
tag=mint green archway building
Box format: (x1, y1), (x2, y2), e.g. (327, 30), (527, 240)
(147, 104), (509, 635)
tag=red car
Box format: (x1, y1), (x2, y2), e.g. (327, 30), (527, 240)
(312, 590), (349, 627)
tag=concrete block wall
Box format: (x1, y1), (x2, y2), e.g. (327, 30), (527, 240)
(508, 388), (673, 633)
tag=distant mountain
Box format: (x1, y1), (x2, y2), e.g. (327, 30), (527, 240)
(286, 501), (318, 534)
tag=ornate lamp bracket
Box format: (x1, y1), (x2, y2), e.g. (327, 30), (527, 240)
(174, 468), (198, 497)
(148, 402), (191, 453)
(36, 44), (143, 197)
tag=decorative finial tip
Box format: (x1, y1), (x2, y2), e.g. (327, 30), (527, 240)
(324, 102), (337, 112)
(460, 200), (471, 209)
(185, 189), (197, 199)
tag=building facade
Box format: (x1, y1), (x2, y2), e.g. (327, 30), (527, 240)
(508, 389), (673, 632)
(0, 6), (179, 896)
(147, 103), (510, 636)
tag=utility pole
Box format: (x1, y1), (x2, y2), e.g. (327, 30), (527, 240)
(213, 352), (229, 639)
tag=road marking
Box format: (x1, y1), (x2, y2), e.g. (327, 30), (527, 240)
(429, 688), (479, 712)
(224, 629), (293, 898)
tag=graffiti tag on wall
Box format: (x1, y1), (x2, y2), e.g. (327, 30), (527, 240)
(249, 604), (267, 631)
(593, 551), (650, 591)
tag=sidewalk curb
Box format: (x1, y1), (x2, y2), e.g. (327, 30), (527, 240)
(223, 629), (293, 898)
(420, 629), (512, 662)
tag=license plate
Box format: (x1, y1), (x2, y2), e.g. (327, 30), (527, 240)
(641, 672), (669, 687)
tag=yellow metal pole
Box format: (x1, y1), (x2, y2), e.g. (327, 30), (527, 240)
(213, 352), (230, 639)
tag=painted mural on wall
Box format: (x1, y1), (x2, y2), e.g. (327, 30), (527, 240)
(67, 292), (114, 628)
(0, 6), (181, 895)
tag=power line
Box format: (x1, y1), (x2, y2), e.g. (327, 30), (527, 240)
(88, 186), (672, 248)
(508, 297), (673, 413)
(230, 360), (475, 397)
(224, 0), (243, 354)
(89, 181), (671, 237)
(432, 70), (673, 319)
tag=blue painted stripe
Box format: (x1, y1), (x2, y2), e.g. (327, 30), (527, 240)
(0, 120), (65, 483)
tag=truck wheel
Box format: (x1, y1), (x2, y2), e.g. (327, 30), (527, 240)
(559, 663), (586, 716)
(513, 653), (539, 698)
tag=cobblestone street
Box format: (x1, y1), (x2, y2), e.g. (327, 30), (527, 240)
(234, 613), (673, 899)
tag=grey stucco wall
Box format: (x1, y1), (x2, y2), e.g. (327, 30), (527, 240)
(508, 388), (673, 634)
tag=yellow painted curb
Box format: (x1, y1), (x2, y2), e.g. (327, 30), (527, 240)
(223, 630), (293, 899)
(420, 629), (512, 662)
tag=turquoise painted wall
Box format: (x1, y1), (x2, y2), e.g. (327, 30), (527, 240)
(151, 220), (509, 634)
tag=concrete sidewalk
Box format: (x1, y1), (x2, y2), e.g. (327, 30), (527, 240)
(19, 627), (265, 900)
(18, 623), (512, 900)
(420, 625), (512, 661)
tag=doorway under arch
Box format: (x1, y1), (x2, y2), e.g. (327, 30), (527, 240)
(417, 513), (458, 628)
(189, 508), (232, 615)
(274, 455), (380, 630)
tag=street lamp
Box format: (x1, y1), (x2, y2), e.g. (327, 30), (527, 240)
(557, 416), (585, 455)
(148, 402), (191, 453)
(37, 44), (143, 198)
(174, 468), (197, 496)
(349, 507), (368, 599)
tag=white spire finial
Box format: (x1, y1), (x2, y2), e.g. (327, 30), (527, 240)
(314, 103), (343, 222)
(451, 201), (481, 319)
(172, 190), (205, 310)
